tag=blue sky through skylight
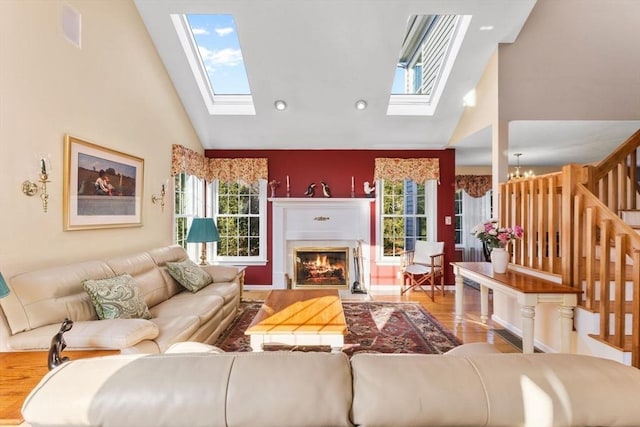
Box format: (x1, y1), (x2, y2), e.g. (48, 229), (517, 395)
(186, 14), (251, 95)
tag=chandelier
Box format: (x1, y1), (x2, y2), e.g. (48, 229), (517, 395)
(508, 153), (534, 180)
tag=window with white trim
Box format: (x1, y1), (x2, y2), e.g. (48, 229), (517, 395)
(208, 179), (267, 265)
(174, 174), (267, 265)
(174, 173), (206, 261)
(376, 179), (437, 262)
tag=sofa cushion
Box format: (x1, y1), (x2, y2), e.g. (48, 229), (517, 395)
(147, 245), (191, 297)
(201, 265), (239, 283)
(166, 259), (212, 292)
(106, 251), (170, 308)
(1, 260), (114, 335)
(196, 281), (240, 305)
(150, 294), (223, 325)
(148, 316), (201, 352)
(7, 319), (159, 350)
(352, 353), (488, 427)
(83, 274), (151, 320)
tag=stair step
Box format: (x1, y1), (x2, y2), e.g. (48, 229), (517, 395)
(588, 333), (633, 352)
(620, 209), (640, 227)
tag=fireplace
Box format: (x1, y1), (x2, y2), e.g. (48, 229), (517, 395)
(294, 247), (349, 289)
(270, 198), (374, 290)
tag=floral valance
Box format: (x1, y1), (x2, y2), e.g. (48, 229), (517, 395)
(455, 175), (492, 198)
(171, 144), (268, 183)
(373, 158), (439, 183)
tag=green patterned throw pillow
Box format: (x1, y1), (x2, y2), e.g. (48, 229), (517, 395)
(83, 274), (151, 320)
(166, 258), (212, 293)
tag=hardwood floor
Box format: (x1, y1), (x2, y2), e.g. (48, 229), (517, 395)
(242, 285), (519, 353)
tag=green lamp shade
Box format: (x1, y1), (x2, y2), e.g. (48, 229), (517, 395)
(0, 273), (10, 299)
(186, 218), (219, 243)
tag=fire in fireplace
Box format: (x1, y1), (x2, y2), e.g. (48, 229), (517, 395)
(293, 247), (349, 289)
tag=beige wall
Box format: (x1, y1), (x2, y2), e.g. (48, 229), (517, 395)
(0, 0), (201, 277)
(498, 0), (640, 120)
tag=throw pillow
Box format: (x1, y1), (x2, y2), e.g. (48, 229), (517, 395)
(83, 274), (151, 320)
(166, 258), (213, 293)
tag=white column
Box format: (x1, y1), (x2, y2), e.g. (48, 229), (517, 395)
(491, 120), (509, 215)
(480, 285), (489, 324)
(559, 305), (575, 353)
(520, 305), (536, 353)
(454, 268), (464, 323)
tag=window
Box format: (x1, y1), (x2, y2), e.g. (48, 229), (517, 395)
(174, 174), (267, 265)
(377, 179), (437, 262)
(388, 14), (471, 116)
(172, 14), (255, 115)
(454, 189), (463, 245)
(209, 179), (267, 264)
(174, 173), (206, 261)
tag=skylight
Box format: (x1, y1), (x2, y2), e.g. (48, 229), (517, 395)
(186, 14), (250, 95)
(172, 13), (255, 115)
(388, 14), (471, 116)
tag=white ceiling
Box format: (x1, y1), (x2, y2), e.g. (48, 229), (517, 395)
(134, 0), (639, 167)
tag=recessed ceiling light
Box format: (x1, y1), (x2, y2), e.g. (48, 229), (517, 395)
(274, 100), (287, 111)
(479, 25), (494, 31)
(355, 100), (368, 110)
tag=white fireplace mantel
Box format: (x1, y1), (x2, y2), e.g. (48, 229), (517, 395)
(270, 198), (374, 289)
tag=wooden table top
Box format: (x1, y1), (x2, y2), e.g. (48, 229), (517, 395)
(246, 289), (347, 336)
(451, 262), (582, 294)
(0, 350), (118, 425)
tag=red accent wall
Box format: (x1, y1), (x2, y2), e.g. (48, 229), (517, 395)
(205, 149), (456, 287)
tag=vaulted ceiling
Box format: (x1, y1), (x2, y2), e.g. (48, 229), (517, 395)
(134, 0), (640, 167)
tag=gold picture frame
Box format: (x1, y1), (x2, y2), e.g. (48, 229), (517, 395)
(63, 134), (144, 230)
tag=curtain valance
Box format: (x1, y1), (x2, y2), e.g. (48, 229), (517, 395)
(455, 175), (492, 198)
(373, 158), (439, 183)
(171, 144), (268, 183)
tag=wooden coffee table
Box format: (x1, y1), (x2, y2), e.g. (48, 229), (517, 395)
(245, 289), (347, 352)
(0, 350), (117, 425)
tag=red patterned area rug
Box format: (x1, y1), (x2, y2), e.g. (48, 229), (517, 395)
(214, 301), (462, 356)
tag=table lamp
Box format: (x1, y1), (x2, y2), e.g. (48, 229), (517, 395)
(186, 217), (219, 265)
(0, 272), (10, 299)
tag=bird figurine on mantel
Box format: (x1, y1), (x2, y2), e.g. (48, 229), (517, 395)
(320, 181), (331, 198)
(304, 182), (316, 197)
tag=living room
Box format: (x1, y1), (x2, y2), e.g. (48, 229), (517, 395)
(2, 0), (640, 425)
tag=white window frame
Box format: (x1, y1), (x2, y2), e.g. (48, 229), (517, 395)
(174, 173), (206, 262)
(207, 179), (267, 266)
(375, 179), (437, 264)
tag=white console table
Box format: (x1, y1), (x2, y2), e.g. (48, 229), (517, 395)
(451, 262), (581, 353)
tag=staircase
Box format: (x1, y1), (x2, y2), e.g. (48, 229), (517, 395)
(499, 129), (640, 367)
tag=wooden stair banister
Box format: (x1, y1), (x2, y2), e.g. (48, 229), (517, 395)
(498, 129), (640, 367)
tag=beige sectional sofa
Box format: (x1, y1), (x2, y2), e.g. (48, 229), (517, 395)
(22, 350), (640, 426)
(0, 245), (241, 354)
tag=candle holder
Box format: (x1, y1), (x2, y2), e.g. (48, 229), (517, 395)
(23, 158), (51, 213)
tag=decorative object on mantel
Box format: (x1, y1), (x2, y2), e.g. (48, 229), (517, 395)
(363, 181), (375, 197)
(304, 182), (316, 197)
(320, 181), (331, 198)
(472, 219), (523, 274)
(286, 175), (290, 197)
(350, 176), (355, 198)
(269, 179), (280, 198)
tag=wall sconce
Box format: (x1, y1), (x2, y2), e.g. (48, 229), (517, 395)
(22, 156), (51, 213)
(151, 180), (168, 211)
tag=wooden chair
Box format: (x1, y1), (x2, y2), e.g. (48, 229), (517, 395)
(400, 241), (445, 300)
